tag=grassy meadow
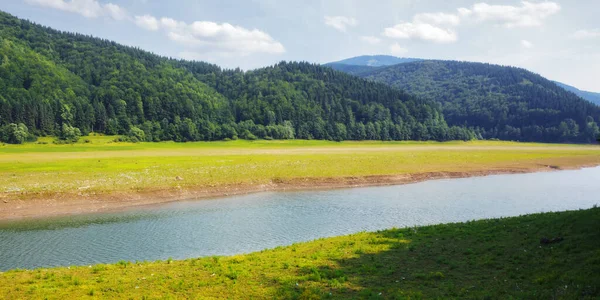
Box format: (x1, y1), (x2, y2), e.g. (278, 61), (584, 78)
(1, 136), (599, 200)
(0, 207), (598, 299)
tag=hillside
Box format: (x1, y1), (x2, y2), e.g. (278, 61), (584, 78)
(555, 81), (600, 106)
(1, 207), (598, 298)
(322, 63), (379, 76)
(344, 60), (600, 143)
(327, 55), (600, 107)
(0, 11), (475, 143)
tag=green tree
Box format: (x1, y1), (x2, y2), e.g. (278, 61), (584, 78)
(57, 124), (81, 143)
(59, 103), (74, 126)
(282, 121), (295, 139)
(354, 122), (366, 140)
(180, 118), (199, 141)
(584, 121), (600, 143)
(0, 123), (30, 144)
(127, 126), (146, 143)
(333, 123), (347, 141)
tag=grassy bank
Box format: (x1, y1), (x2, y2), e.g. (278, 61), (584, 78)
(1, 137), (599, 199)
(1, 208), (598, 299)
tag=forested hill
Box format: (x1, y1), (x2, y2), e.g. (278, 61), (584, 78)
(322, 63), (379, 77)
(346, 60), (600, 143)
(0, 11), (475, 143)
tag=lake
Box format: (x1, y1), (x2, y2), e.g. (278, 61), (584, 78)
(1, 167), (599, 271)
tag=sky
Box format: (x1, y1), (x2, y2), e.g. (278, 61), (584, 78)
(2, 0), (600, 92)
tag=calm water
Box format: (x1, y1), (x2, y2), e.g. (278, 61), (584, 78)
(1, 167), (599, 270)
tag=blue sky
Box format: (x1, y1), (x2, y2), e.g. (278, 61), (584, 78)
(2, 0), (600, 92)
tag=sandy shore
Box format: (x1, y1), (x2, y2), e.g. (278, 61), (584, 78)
(2, 162), (596, 221)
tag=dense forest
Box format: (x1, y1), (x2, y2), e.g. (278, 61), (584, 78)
(323, 64), (381, 77)
(330, 60), (600, 143)
(0, 11), (477, 143)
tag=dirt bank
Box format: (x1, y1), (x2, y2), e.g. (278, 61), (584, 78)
(0, 163), (597, 221)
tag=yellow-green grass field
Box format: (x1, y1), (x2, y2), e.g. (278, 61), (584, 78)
(1, 136), (599, 200)
(1, 207), (598, 299)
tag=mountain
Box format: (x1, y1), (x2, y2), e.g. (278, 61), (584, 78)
(324, 55), (421, 76)
(554, 81), (600, 106)
(333, 59), (600, 143)
(0, 11), (474, 143)
(328, 55), (600, 107)
(327, 55), (421, 67)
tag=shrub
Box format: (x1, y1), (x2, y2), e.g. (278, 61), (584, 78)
(127, 126), (146, 143)
(56, 124), (81, 144)
(239, 129), (257, 140)
(117, 260), (130, 268)
(0, 123), (34, 144)
(226, 267), (239, 280)
(112, 126), (148, 143)
(429, 271), (445, 280)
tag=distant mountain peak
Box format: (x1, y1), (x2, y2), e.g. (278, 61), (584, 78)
(326, 55), (421, 67)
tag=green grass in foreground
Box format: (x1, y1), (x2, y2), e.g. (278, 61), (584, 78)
(1, 208), (599, 299)
(1, 137), (599, 197)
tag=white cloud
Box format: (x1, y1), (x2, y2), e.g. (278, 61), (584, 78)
(381, 1), (560, 44)
(136, 18), (285, 56)
(104, 3), (127, 21)
(459, 1), (561, 28)
(572, 29), (600, 40)
(160, 17), (185, 31)
(24, 0), (284, 57)
(457, 7), (473, 18)
(324, 16), (358, 32)
(521, 40), (533, 49)
(389, 43), (408, 56)
(383, 9), (460, 43)
(360, 36), (381, 45)
(383, 22), (457, 43)
(414, 12), (461, 26)
(134, 15), (159, 31)
(25, 0), (127, 20)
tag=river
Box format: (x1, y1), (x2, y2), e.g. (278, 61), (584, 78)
(1, 167), (598, 271)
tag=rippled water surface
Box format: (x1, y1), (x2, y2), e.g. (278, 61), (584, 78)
(1, 167), (599, 270)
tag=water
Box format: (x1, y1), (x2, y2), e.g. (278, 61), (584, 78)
(1, 167), (599, 271)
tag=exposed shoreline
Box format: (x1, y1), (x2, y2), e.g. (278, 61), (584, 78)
(1, 162), (597, 221)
